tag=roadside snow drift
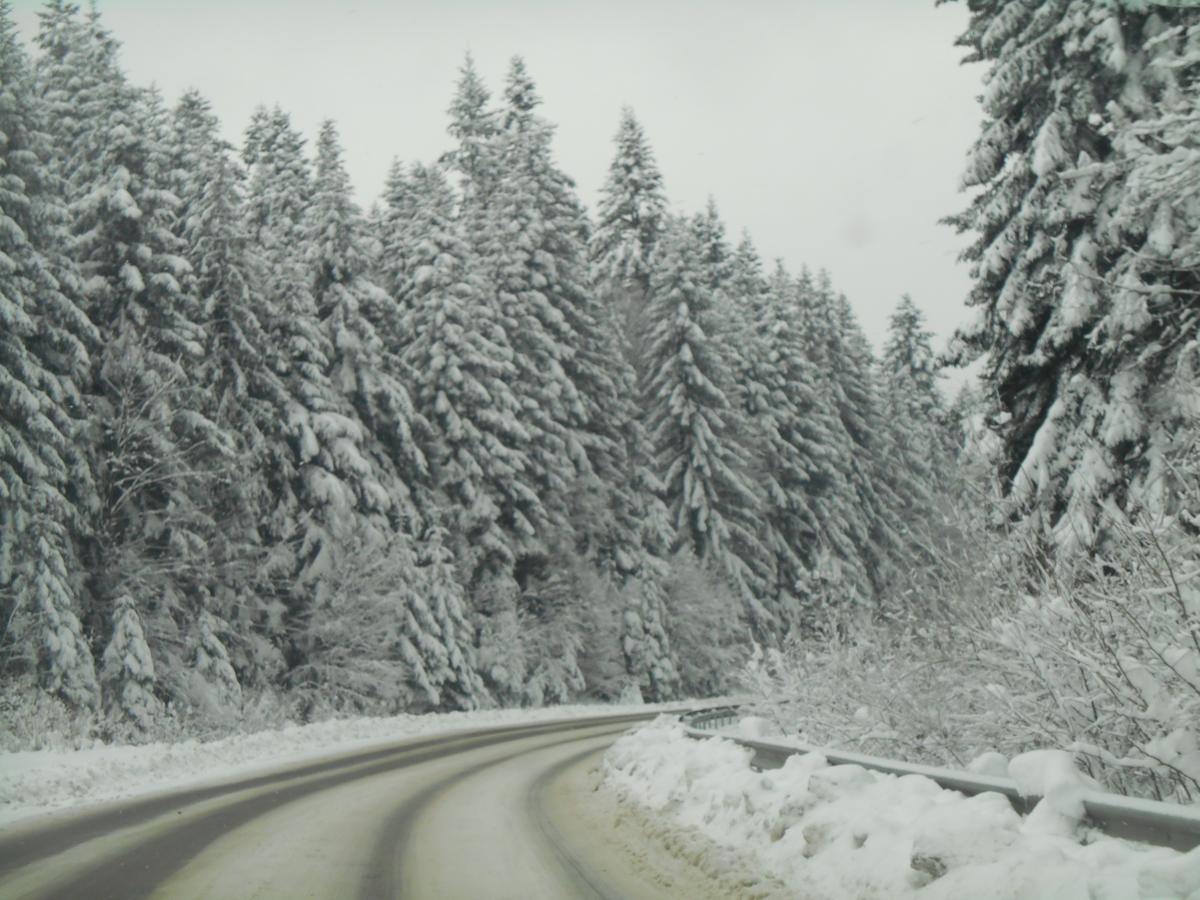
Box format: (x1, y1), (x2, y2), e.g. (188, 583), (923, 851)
(603, 718), (1200, 900)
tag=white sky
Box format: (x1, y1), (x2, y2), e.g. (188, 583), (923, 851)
(12, 0), (985, 357)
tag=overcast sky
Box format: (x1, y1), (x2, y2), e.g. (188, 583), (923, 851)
(12, 0), (984, 357)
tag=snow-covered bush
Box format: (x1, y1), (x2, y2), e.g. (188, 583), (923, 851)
(100, 593), (166, 740)
(288, 528), (488, 719)
(0, 675), (96, 752)
(979, 514), (1200, 801)
(746, 448), (1200, 802)
(741, 624), (1003, 770)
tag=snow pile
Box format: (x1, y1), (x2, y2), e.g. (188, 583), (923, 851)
(603, 718), (1200, 899)
(0, 702), (675, 825)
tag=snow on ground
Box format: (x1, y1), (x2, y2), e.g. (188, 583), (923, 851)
(603, 717), (1200, 900)
(0, 701), (693, 827)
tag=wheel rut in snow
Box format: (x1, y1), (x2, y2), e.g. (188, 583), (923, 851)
(362, 726), (626, 899)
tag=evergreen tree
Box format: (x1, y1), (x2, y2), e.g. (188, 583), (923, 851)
(0, 0), (98, 708)
(443, 53), (499, 247)
(241, 106), (394, 652)
(946, 0), (1200, 553)
(169, 89), (291, 688)
(100, 593), (161, 734)
(484, 57), (588, 522)
(373, 159), (419, 310)
(413, 526), (488, 709)
(462, 58), (622, 701)
(1085, 13), (1200, 525)
(190, 609), (242, 718)
(308, 119), (428, 523)
(720, 236), (785, 633)
(881, 295), (945, 515)
(592, 107), (668, 290)
(872, 296), (948, 609)
(397, 161), (532, 688)
(689, 197), (737, 335)
(589, 106), (679, 697)
(727, 231), (769, 327)
(793, 270), (875, 604)
(832, 290), (909, 596)
(34, 2), (227, 721)
(591, 107), (668, 376)
(741, 261), (852, 636)
(883, 297), (942, 420)
(642, 218), (770, 638)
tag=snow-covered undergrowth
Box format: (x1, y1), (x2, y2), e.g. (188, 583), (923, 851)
(604, 718), (1200, 900)
(741, 495), (1200, 805)
(0, 701), (675, 826)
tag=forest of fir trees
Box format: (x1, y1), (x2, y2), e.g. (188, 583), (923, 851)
(0, 1), (958, 739)
(13, 0), (1196, 763)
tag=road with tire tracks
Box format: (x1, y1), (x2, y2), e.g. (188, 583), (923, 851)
(0, 712), (730, 899)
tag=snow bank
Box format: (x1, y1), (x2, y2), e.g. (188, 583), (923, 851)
(0, 702), (680, 826)
(603, 718), (1200, 900)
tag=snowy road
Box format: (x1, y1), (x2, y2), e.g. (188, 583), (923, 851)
(0, 712), (727, 899)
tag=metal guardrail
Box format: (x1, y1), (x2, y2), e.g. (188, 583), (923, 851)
(678, 707), (1200, 853)
(683, 705), (741, 731)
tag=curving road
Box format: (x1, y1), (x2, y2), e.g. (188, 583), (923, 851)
(0, 712), (723, 900)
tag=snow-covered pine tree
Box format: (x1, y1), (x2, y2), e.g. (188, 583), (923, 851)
(0, 0), (99, 708)
(642, 216), (771, 640)
(412, 526), (488, 709)
(450, 57), (623, 702)
(443, 53), (499, 250)
(99, 593), (161, 736)
(592, 107), (668, 293)
(34, 8), (203, 369)
(308, 119), (428, 525)
(33, 3), (231, 723)
(727, 231), (768, 329)
(882, 296), (944, 430)
(880, 295), (945, 526)
(373, 159), (419, 310)
(168, 89), (292, 691)
(591, 107), (668, 379)
(718, 235), (788, 637)
(499, 58), (681, 702)
(740, 260), (856, 637)
(588, 108), (679, 697)
(241, 107), (398, 688)
(946, 0), (1200, 554)
(189, 609), (242, 719)
(689, 208), (779, 595)
(619, 551), (678, 699)
(833, 290), (910, 597)
(1083, 13), (1200, 525)
(689, 198), (736, 316)
(572, 324), (681, 701)
(483, 57), (589, 522)
(792, 269), (876, 607)
(567, 286), (682, 700)
(396, 160), (534, 698)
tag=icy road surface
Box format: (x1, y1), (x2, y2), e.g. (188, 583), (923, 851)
(0, 712), (736, 899)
